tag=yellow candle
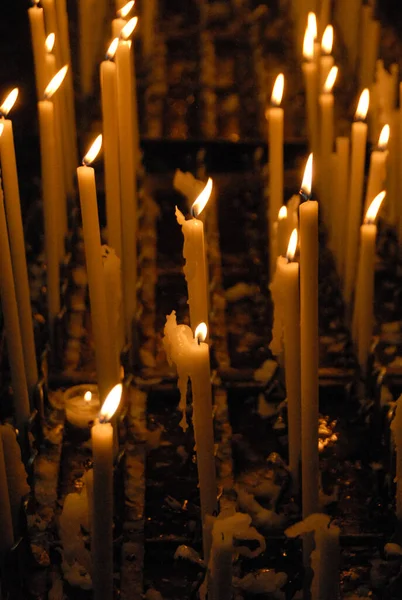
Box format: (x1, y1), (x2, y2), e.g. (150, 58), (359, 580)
(299, 154), (319, 517)
(0, 180), (31, 429)
(143, 0), (156, 59)
(0, 92), (38, 395)
(302, 26), (318, 155)
(364, 124), (389, 213)
(176, 179), (213, 332)
(319, 25), (334, 90)
(0, 437), (13, 555)
(334, 137), (350, 279)
(344, 89), (369, 306)
(91, 384), (122, 600)
(318, 66), (337, 216)
(267, 74), (284, 277)
(77, 136), (117, 401)
(28, 1), (47, 99)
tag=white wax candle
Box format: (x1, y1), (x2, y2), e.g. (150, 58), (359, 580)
(299, 155), (319, 517)
(79, 0), (93, 96)
(0, 182), (31, 429)
(0, 424), (30, 533)
(64, 384), (100, 428)
(0, 110), (38, 394)
(100, 43), (122, 259)
(318, 66), (337, 218)
(344, 89), (369, 306)
(102, 245), (123, 373)
(364, 124), (389, 214)
(77, 136), (117, 401)
(28, 3), (47, 99)
(302, 27), (318, 155)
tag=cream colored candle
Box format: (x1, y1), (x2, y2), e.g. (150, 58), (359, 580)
(319, 25), (334, 90)
(42, 0), (61, 65)
(115, 18), (138, 345)
(318, 66), (337, 217)
(364, 124), (389, 214)
(267, 74), (284, 277)
(355, 192), (385, 372)
(388, 110), (399, 226)
(176, 179), (213, 332)
(318, 0), (331, 36)
(302, 26), (318, 155)
(143, 0), (156, 59)
(77, 135), (117, 401)
(391, 399), (402, 521)
(276, 205), (288, 258)
(28, 1), (47, 99)
(79, 0), (93, 96)
(92, 384), (122, 600)
(0, 93), (38, 395)
(0, 436), (13, 555)
(299, 154), (319, 517)
(0, 181), (31, 429)
(344, 89), (369, 306)
(334, 137), (350, 279)
(112, 1), (134, 38)
(100, 39), (122, 258)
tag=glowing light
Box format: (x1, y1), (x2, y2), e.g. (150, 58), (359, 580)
(323, 66), (338, 93)
(106, 37), (119, 60)
(378, 124), (390, 150)
(82, 134), (102, 166)
(303, 26), (314, 61)
(278, 206), (287, 220)
(0, 88), (19, 116)
(195, 323), (207, 343)
(0, 124), (4, 136)
(286, 229), (298, 261)
(120, 16), (138, 40)
(355, 88), (369, 121)
(191, 177), (213, 218)
(364, 191), (386, 224)
(321, 25), (333, 54)
(45, 33), (55, 53)
(84, 391), (92, 403)
(271, 73), (284, 106)
(117, 0), (135, 18)
(44, 65), (68, 100)
(300, 153), (313, 198)
(307, 12), (317, 39)
(99, 383), (122, 422)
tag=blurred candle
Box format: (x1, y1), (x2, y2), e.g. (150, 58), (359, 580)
(364, 124), (389, 213)
(302, 26), (318, 155)
(319, 25), (334, 90)
(318, 66), (338, 214)
(28, 0), (47, 99)
(112, 0), (134, 37)
(0, 436), (13, 555)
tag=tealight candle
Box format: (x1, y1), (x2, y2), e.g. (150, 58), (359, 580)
(64, 384), (100, 428)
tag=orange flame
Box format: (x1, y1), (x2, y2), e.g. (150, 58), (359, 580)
(99, 383), (122, 422)
(378, 124), (390, 150)
(355, 88), (369, 121)
(323, 65), (338, 93)
(44, 65), (68, 100)
(321, 25), (333, 55)
(45, 33), (55, 53)
(286, 229), (298, 261)
(278, 205), (287, 220)
(303, 26), (314, 61)
(106, 37), (119, 60)
(300, 154), (313, 198)
(117, 0), (135, 18)
(120, 16), (138, 40)
(82, 134), (103, 166)
(307, 12), (317, 40)
(0, 88), (19, 116)
(195, 323), (207, 343)
(84, 391), (92, 403)
(191, 177), (213, 218)
(364, 191), (386, 224)
(271, 73), (284, 106)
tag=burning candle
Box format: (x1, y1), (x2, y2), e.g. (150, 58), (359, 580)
(267, 73), (284, 277)
(0, 435), (13, 555)
(276, 205), (289, 258)
(299, 154), (319, 517)
(364, 124), (389, 213)
(142, 0), (156, 59)
(100, 38), (122, 258)
(334, 137), (350, 279)
(0, 92), (38, 395)
(92, 383), (122, 600)
(112, 0), (134, 37)
(64, 385), (101, 429)
(176, 178), (213, 332)
(302, 25), (318, 155)
(0, 424), (30, 533)
(28, 0), (47, 99)
(318, 66), (338, 215)
(319, 25), (334, 90)
(77, 135), (118, 401)
(344, 89), (370, 306)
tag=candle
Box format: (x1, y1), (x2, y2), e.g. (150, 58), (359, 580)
(102, 245), (123, 372)
(59, 479), (92, 579)
(92, 384), (122, 600)
(333, 137), (350, 279)
(267, 73), (284, 277)
(163, 313), (217, 560)
(391, 399), (402, 521)
(77, 135), (117, 402)
(344, 89), (369, 306)
(318, 0), (331, 37)
(319, 25), (334, 90)
(208, 519), (233, 600)
(354, 192), (385, 372)
(112, 0), (134, 37)
(79, 0), (93, 96)
(299, 154), (319, 517)
(0, 179), (31, 429)
(64, 384), (100, 428)
(302, 26), (318, 155)
(318, 66), (338, 215)
(0, 424), (30, 533)
(388, 110), (399, 227)
(100, 39), (122, 259)
(176, 179), (213, 332)
(28, 0), (47, 99)
(0, 435), (13, 555)
(38, 66), (68, 337)
(115, 17), (139, 345)
(0, 92), (38, 395)
(364, 124), (389, 214)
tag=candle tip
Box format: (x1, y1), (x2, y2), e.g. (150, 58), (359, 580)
(300, 153), (313, 199)
(0, 88), (19, 117)
(303, 26), (314, 61)
(45, 32), (55, 53)
(365, 191), (386, 224)
(82, 134), (103, 166)
(323, 65), (338, 93)
(378, 124), (390, 150)
(191, 177), (213, 218)
(307, 12), (317, 40)
(106, 37), (119, 60)
(99, 383), (122, 422)
(278, 205), (287, 220)
(44, 65), (68, 100)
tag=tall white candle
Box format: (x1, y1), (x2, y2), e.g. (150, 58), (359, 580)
(28, 1), (47, 99)
(319, 25), (334, 90)
(318, 66), (337, 217)
(344, 89), (369, 306)
(364, 124), (389, 214)
(0, 93), (38, 395)
(302, 26), (318, 155)
(92, 384), (122, 600)
(0, 424), (30, 533)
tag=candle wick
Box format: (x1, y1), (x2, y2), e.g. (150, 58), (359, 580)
(98, 415), (107, 424)
(197, 336), (201, 346)
(190, 207), (197, 218)
(299, 189), (310, 202)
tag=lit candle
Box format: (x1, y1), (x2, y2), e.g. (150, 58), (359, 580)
(364, 124), (389, 213)
(163, 313), (217, 560)
(319, 25), (334, 90)
(318, 66), (338, 215)
(142, 0), (156, 59)
(354, 192), (385, 372)
(77, 135), (118, 401)
(276, 205), (289, 258)
(64, 385), (100, 428)
(299, 154), (319, 517)
(115, 17), (139, 345)
(28, 0), (47, 99)
(344, 89), (370, 306)
(267, 73), (284, 277)
(333, 137), (350, 279)
(112, 0), (134, 37)
(0, 179), (31, 429)
(302, 25), (318, 155)
(91, 384), (122, 600)
(176, 179), (213, 332)
(100, 38), (122, 258)
(208, 519), (233, 600)
(38, 66), (68, 336)
(0, 92), (38, 395)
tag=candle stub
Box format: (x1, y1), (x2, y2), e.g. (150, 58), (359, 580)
(64, 384), (100, 428)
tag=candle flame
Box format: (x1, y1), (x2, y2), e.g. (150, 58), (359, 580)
(0, 88), (19, 116)
(0, 124), (4, 136)
(84, 391), (92, 403)
(195, 322), (207, 343)
(307, 12), (317, 40)
(286, 228), (298, 261)
(191, 177), (213, 218)
(278, 205), (287, 220)
(117, 0), (135, 18)
(120, 16), (138, 40)
(355, 88), (369, 121)
(45, 33), (55, 53)
(303, 26), (314, 61)
(321, 25), (333, 54)
(44, 65), (68, 100)
(378, 124), (390, 150)
(106, 37), (119, 60)
(300, 153), (313, 198)
(82, 134), (103, 166)
(323, 65), (338, 93)
(364, 191), (386, 224)
(99, 383), (122, 422)
(271, 73), (284, 106)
